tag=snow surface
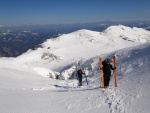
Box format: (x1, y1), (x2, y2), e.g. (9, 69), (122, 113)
(0, 25), (150, 113)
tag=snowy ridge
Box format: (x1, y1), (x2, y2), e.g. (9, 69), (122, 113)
(14, 25), (150, 79)
(104, 25), (150, 42)
(0, 25), (150, 113)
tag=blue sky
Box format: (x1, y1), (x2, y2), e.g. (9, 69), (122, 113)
(0, 0), (150, 25)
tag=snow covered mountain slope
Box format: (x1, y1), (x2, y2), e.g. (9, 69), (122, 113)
(13, 25), (150, 79)
(16, 25), (150, 65)
(105, 25), (150, 43)
(0, 25), (150, 113)
(0, 43), (150, 113)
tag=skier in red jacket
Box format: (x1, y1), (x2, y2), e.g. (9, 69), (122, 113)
(76, 69), (83, 86)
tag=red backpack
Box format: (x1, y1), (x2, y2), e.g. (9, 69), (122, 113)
(78, 70), (82, 75)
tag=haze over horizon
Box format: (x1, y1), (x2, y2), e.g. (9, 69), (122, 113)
(0, 0), (150, 26)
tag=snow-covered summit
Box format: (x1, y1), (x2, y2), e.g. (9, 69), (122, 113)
(12, 25), (150, 79)
(104, 25), (150, 42)
(16, 25), (150, 66)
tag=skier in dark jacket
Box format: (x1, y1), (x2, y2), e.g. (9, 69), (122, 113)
(76, 69), (83, 86)
(102, 58), (114, 88)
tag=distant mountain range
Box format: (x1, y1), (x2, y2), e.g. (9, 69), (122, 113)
(0, 21), (150, 57)
(0, 30), (54, 57)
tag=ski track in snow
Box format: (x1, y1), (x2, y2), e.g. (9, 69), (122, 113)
(28, 82), (135, 113)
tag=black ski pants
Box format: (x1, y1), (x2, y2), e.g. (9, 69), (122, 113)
(104, 72), (111, 87)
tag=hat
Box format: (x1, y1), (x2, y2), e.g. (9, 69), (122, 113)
(106, 58), (112, 63)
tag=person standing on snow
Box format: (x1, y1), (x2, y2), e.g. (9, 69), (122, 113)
(102, 58), (114, 88)
(76, 69), (84, 86)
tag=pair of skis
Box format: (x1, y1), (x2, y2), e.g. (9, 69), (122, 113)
(99, 56), (117, 88)
(83, 73), (88, 85)
(80, 67), (88, 86)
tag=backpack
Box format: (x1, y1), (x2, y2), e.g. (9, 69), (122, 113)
(78, 69), (82, 75)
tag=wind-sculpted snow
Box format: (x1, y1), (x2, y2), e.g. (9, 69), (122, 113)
(0, 25), (150, 113)
(105, 25), (150, 43)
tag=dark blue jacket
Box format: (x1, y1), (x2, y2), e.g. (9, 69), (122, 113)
(102, 61), (114, 74)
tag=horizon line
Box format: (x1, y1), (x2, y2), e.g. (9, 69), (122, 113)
(1, 20), (150, 27)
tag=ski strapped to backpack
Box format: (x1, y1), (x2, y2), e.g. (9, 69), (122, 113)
(99, 58), (104, 88)
(113, 56), (117, 87)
